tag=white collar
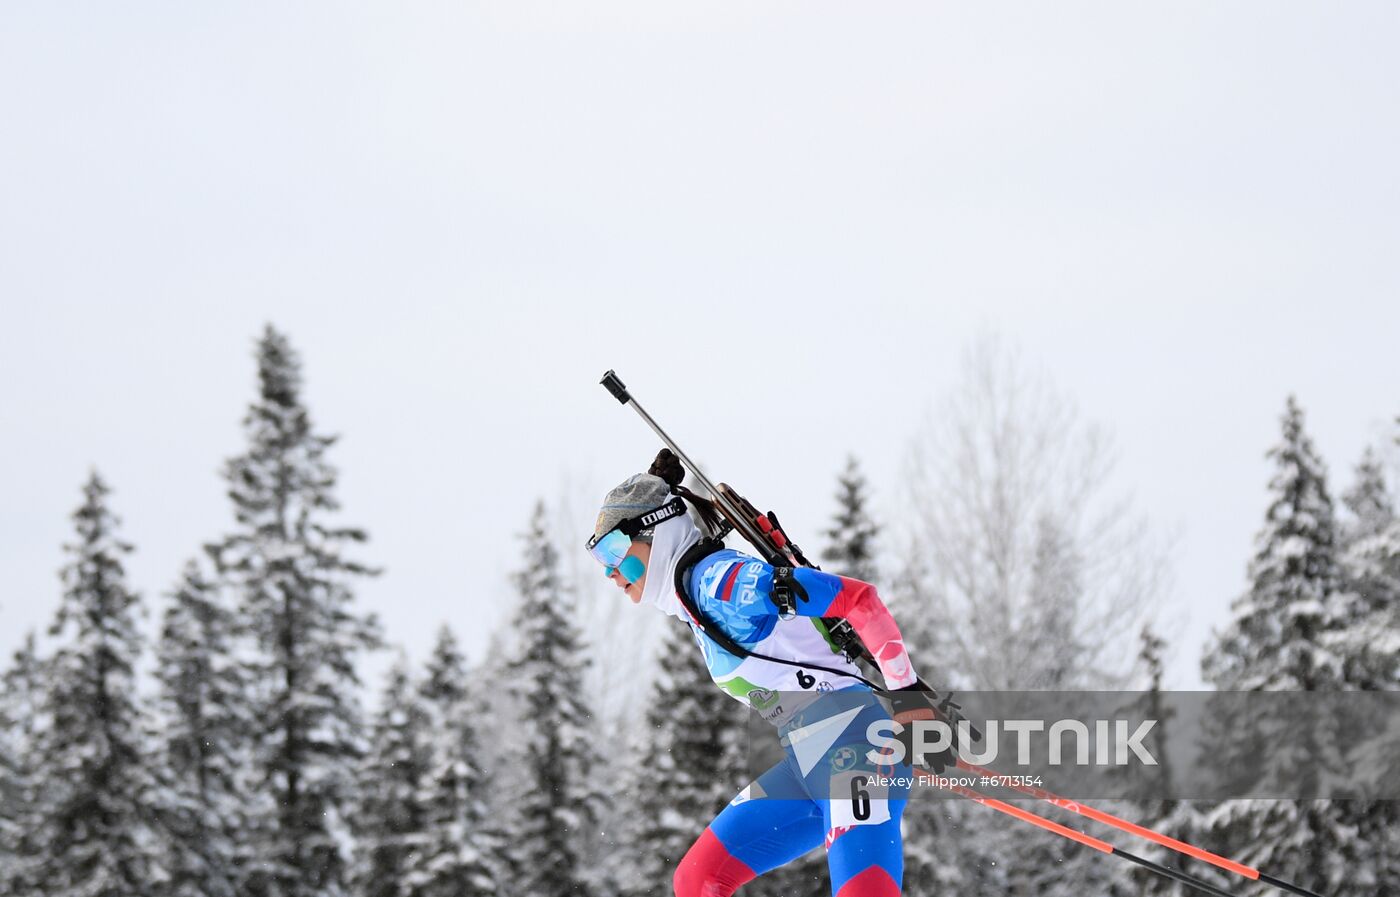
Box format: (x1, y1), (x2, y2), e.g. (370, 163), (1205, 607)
(639, 511), (701, 620)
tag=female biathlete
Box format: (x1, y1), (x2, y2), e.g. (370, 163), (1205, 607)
(587, 451), (950, 897)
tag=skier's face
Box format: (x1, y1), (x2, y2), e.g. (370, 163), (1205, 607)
(607, 539), (651, 603)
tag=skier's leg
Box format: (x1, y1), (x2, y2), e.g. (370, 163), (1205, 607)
(805, 702), (912, 897)
(673, 759), (825, 897)
(822, 813), (906, 897)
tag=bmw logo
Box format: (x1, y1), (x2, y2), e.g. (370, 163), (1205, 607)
(832, 746), (858, 771)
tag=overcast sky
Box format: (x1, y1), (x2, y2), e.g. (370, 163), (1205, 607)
(2, 2), (1397, 690)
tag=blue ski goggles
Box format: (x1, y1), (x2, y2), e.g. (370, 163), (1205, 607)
(587, 528), (634, 571)
(585, 497), (688, 573)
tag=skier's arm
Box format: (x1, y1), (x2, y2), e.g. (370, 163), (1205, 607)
(705, 559), (919, 689)
(822, 575), (919, 689)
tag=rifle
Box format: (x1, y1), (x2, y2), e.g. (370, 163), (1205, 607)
(599, 369), (870, 664)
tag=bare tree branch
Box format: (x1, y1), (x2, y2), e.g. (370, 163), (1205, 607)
(898, 332), (1169, 690)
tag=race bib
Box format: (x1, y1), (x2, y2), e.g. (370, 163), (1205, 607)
(827, 770), (892, 831)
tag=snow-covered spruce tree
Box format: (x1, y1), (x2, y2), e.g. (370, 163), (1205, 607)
(207, 325), (383, 897)
(0, 652), (15, 858)
(25, 473), (163, 897)
(503, 500), (600, 897)
(1114, 626), (1205, 897)
(1336, 446), (1399, 690)
(1335, 442), (1400, 892)
(151, 560), (246, 897)
(351, 659), (434, 897)
(1199, 396), (1357, 895)
(823, 455), (880, 584)
(456, 636), (520, 877)
(406, 626), (501, 897)
(1204, 396), (1343, 692)
(0, 632), (43, 897)
(419, 624), (469, 712)
(1340, 447), (1394, 548)
(620, 621), (751, 897)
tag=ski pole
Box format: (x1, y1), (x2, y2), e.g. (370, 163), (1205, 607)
(943, 780), (1244, 897)
(951, 758), (1325, 897)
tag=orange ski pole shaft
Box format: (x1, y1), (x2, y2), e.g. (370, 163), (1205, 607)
(951, 759), (1324, 897)
(937, 779), (1241, 897)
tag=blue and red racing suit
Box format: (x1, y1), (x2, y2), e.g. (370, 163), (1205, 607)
(671, 548), (919, 897)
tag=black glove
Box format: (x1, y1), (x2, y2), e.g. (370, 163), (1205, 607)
(888, 680), (959, 774)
